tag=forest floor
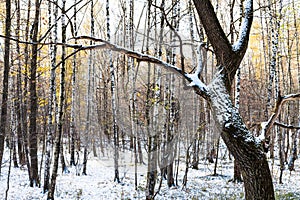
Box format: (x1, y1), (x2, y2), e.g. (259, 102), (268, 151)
(0, 147), (300, 200)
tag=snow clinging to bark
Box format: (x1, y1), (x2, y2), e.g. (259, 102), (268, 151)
(209, 73), (255, 143)
(209, 74), (232, 126)
(232, 0), (253, 52)
(186, 73), (208, 92)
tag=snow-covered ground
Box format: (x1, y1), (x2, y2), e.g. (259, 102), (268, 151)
(0, 148), (300, 200)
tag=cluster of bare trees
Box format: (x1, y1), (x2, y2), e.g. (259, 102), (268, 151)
(0, 0), (300, 199)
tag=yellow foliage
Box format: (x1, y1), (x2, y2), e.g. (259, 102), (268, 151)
(248, 21), (265, 80)
(39, 97), (48, 107)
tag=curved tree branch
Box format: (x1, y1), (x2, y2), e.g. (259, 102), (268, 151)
(72, 35), (210, 99)
(260, 93), (300, 139)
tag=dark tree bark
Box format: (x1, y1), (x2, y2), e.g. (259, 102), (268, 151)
(233, 159), (243, 183)
(0, 0), (11, 175)
(207, 72), (274, 199)
(29, 0), (41, 187)
(15, 0), (26, 167)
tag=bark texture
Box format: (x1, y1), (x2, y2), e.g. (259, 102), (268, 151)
(193, 0), (275, 199)
(208, 73), (274, 199)
(0, 0), (11, 175)
(29, 0), (41, 187)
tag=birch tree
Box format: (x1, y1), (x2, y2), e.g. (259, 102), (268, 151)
(144, 1), (158, 199)
(44, 0), (59, 193)
(48, 0), (67, 198)
(70, 0), (78, 167)
(21, 0), (32, 184)
(106, 0), (120, 183)
(82, 0), (95, 175)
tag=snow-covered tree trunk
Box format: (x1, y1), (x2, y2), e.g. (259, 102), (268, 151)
(193, 0), (275, 199)
(207, 72), (274, 199)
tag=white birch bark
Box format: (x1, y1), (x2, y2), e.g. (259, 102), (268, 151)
(44, 0), (58, 192)
(267, 0), (282, 111)
(48, 0), (67, 198)
(107, 0), (120, 183)
(82, 0), (95, 176)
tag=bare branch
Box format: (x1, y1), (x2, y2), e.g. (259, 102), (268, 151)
(72, 35), (210, 99)
(0, 34), (83, 49)
(261, 93), (300, 138)
(195, 42), (206, 76)
(0, 32), (210, 99)
(152, 2), (185, 74)
(274, 122), (300, 130)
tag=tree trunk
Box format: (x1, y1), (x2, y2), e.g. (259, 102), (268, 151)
(70, 0), (78, 167)
(20, 0), (32, 184)
(47, 0), (67, 198)
(288, 121), (299, 171)
(15, 0), (25, 167)
(0, 0), (11, 175)
(82, 0), (95, 176)
(192, 0), (275, 198)
(29, 0), (41, 187)
(233, 159), (243, 182)
(208, 73), (274, 199)
(106, 0), (120, 183)
(213, 138), (220, 176)
(44, 0), (58, 192)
